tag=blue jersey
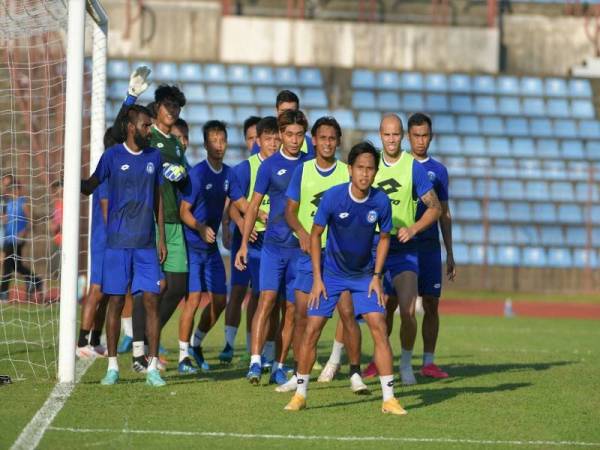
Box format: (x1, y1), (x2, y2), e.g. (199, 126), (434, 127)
(3, 197), (27, 243)
(182, 160), (243, 252)
(416, 157), (448, 245)
(314, 183), (392, 278)
(254, 149), (309, 248)
(90, 181), (109, 251)
(250, 134), (315, 158)
(92, 143), (162, 249)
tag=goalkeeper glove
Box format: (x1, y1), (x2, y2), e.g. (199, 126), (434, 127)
(162, 163), (186, 182)
(128, 65), (151, 97)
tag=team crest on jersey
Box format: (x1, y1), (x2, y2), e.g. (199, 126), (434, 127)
(146, 162), (155, 174)
(157, 142), (164, 148)
(366, 210), (378, 223)
(206, 183), (213, 190)
(427, 171), (436, 182)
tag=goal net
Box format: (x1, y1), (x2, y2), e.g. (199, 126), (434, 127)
(0, 0), (106, 381)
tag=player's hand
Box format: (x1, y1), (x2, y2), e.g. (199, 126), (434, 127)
(197, 223), (216, 244)
(249, 227), (258, 243)
(309, 277), (327, 310)
(158, 239), (168, 264)
(397, 226), (416, 244)
(162, 163), (186, 182)
(446, 253), (456, 281)
(222, 225), (232, 250)
(257, 209), (268, 225)
(368, 276), (385, 307)
(128, 65), (151, 97)
(298, 229), (311, 254)
(235, 246), (248, 271)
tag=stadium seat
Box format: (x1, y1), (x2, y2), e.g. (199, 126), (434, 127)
(530, 119), (554, 138)
(454, 243), (470, 264)
(377, 92), (401, 110)
(401, 72), (423, 91)
(185, 105), (210, 124)
(154, 62), (178, 82)
(437, 135), (462, 155)
(457, 115), (480, 135)
(585, 140), (600, 160)
(550, 181), (575, 201)
(557, 204), (583, 224)
(211, 105), (235, 124)
(593, 228), (600, 247)
(508, 203), (532, 223)
(561, 139), (585, 160)
(453, 223), (463, 242)
(540, 226), (564, 246)
(472, 245), (497, 265)
(505, 118), (529, 137)
(497, 75), (520, 96)
(229, 85), (254, 105)
(472, 75), (495, 94)
(251, 66), (275, 85)
(498, 97), (522, 116)
(448, 74), (471, 93)
(235, 106), (259, 124)
(545, 78), (568, 97)
(352, 69), (376, 89)
(554, 119), (578, 139)
(352, 90), (376, 109)
(425, 94), (448, 113)
(566, 226), (587, 247)
(500, 179), (524, 200)
(425, 73), (448, 92)
(254, 86), (277, 106)
(274, 66), (298, 86)
(462, 136), (485, 157)
(105, 102), (119, 121)
(514, 225), (539, 245)
(533, 203), (557, 223)
(403, 93), (425, 112)
(332, 109), (355, 129)
(575, 181), (599, 202)
(204, 63), (226, 83)
(546, 99), (570, 118)
(512, 138), (536, 157)
(456, 200), (482, 221)
(259, 106), (273, 117)
(107, 59), (130, 79)
(470, 158), (493, 178)
(179, 63), (203, 82)
(308, 109), (330, 122)
(489, 224), (513, 244)
(108, 80), (129, 100)
(520, 77), (544, 97)
(475, 96), (497, 115)
(578, 120), (600, 139)
(542, 159), (567, 179)
(298, 68), (323, 87)
(206, 84), (230, 104)
(568, 79), (592, 98)
(463, 224), (485, 243)
(182, 83), (206, 103)
(524, 180), (549, 201)
(303, 88), (327, 108)
(377, 71), (401, 90)
(522, 98), (546, 117)
(548, 248), (573, 268)
(522, 247), (547, 267)
(567, 161), (589, 180)
(571, 100), (595, 119)
(227, 64), (250, 84)
(450, 95), (473, 114)
(519, 158), (542, 179)
(487, 137), (511, 156)
(452, 178), (474, 198)
(488, 200), (507, 221)
(357, 111), (380, 130)
(573, 249), (598, 268)
(444, 156), (468, 176)
(433, 115), (455, 134)
(481, 117), (505, 137)
(496, 245), (520, 266)
(536, 138), (560, 159)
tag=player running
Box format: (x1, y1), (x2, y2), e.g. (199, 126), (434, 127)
(284, 141), (406, 415)
(81, 105), (167, 387)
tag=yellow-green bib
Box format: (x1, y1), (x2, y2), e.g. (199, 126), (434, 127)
(248, 154), (270, 232)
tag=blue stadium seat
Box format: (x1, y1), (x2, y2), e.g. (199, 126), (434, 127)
(545, 78), (568, 97)
(425, 73), (447, 92)
(508, 203), (531, 222)
(448, 74), (471, 93)
(235, 106), (259, 124)
(557, 204), (583, 224)
(377, 92), (401, 110)
(585, 140), (600, 160)
(107, 60), (130, 79)
(497, 76), (520, 96)
(206, 84), (230, 104)
(298, 68), (323, 87)
(401, 72), (423, 91)
(470, 158), (493, 178)
(548, 248), (573, 268)
(488, 200), (507, 221)
(108, 80), (129, 100)
(505, 118), (529, 137)
(498, 97), (522, 116)
(254, 86), (277, 106)
(230, 85), (255, 105)
(332, 109), (355, 129)
(154, 62), (178, 81)
(259, 106), (272, 117)
(182, 83), (206, 103)
(453, 223), (463, 242)
(530, 119), (554, 138)
(532, 203), (556, 223)
(308, 109), (331, 123)
(357, 111), (380, 130)
(462, 136), (486, 157)
(352, 90), (376, 109)
(457, 115), (480, 135)
(514, 225), (538, 244)
(568, 79), (592, 98)
(211, 105), (235, 124)
(403, 93), (424, 112)
(522, 247), (547, 267)
(184, 105), (210, 124)
(487, 137), (511, 156)
(456, 200), (482, 220)
(470, 245), (495, 265)
(496, 245), (520, 266)
(475, 96), (497, 115)
(520, 77), (544, 97)
(573, 249), (598, 268)
(204, 63), (226, 83)
(566, 226), (587, 247)
(481, 117), (505, 137)
(452, 178), (474, 197)
(593, 228), (600, 247)
(561, 139), (585, 160)
(550, 181), (574, 201)
(179, 63), (203, 82)
(494, 158), (516, 176)
(567, 161), (589, 180)
(227, 65), (250, 84)
(433, 115), (455, 134)
(377, 71), (400, 90)
(500, 179), (524, 200)
(463, 224), (485, 243)
(105, 102), (119, 121)
(352, 69), (376, 89)
(536, 138), (560, 158)
(522, 98), (546, 117)
(444, 156), (468, 176)
(524, 180), (549, 201)
(519, 159), (542, 179)
(512, 138), (536, 157)
(454, 243), (470, 264)
(437, 135), (462, 155)
(251, 66), (275, 85)
(425, 94), (448, 113)
(578, 120), (600, 139)
(576, 181), (599, 202)
(472, 75), (495, 94)
(303, 88), (328, 108)
(489, 224), (513, 244)
(554, 119), (578, 139)
(450, 95), (473, 114)
(274, 66), (298, 86)
(540, 226), (564, 246)
(571, 100), (595, 119)
(542, 159), (568, 180)
(546, 99), (570, 118)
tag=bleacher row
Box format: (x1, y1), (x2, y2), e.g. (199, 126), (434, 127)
(104, 60), (600, 269)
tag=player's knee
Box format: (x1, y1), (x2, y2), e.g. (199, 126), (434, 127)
(422, 296), (439, 316)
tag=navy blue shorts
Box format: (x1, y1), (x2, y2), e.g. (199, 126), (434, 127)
(418, 246), (442, 297)
(90, 245), (105, 286)
(259, 243), (300, 302)
(102, 248), (161, 295)
(188, 249), (227, 295)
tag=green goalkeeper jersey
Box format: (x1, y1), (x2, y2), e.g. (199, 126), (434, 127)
(150, 126), (187, 224)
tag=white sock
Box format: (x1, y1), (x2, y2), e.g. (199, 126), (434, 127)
(400, 349), (413, 370)
(122, 317), (133, 337)
(179, 340), (189, 363)
(148, 356), (158, 371)
(272, 361), (282, 372)
(225, 326), (238, 348)
(263, 340), (275, 361)
(380, 375), (395, 401)
(250, 354), (261, 366)
(246, 333), (251, 353)
(328, 340), (344, 365)
(296, 373), (310, 398)
(108, 356), (118, 372)
(132, 341), (145, 358)
(423, 352), (434, 366)
(191, 330), (206, 347)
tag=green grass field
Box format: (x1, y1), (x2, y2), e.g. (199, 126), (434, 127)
(2, 305), (600, 449)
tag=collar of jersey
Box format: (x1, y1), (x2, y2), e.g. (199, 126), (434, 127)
(206, 159), (223, 174)
(152, 125), (171, 139)
(279, 148), (300, 161)
(415, 155), (430, 163)
(382, 151), (405, 168)
(348, 183), (370, 204)
(123, 142), (143, 156)
(315, 159), (337, 173)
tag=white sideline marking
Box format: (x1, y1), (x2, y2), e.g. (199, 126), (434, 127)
(11, 358), (94, 450)
(46, 426), (600, 447)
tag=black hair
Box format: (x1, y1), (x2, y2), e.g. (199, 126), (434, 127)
(256, 116), (279, 136)
(275, 90), (300, 109)
(103, 126), (119, 149)
(348, 141), (380, 167)
(277, 109), (308, 132)
(407, 112), (432, 133)
(154, 84), (186, 108)
(122, 104), (153, 134)
(311, 116), (342, 139)
(146, 101), (157, 118)
(202, 120), (228, 143)
(243, 116), (262, 138)
(173, 118), (189, 134)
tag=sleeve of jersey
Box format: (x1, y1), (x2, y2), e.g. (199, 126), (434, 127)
(305, 136), (315, 158)
(378, 194), (393, 233)
(250, 141), (260, 155)
(285, 164), (303, 202)
(98, 181), (109, 200)
(253, 161), (270, 195)
(233, 161), (250, 197)
(92, 150), (111, 183)
(227, 170), (244, 202)
(155, 153), (164, 186)
(438, 165), (449, 201)
(412, 160), (434, 199)
(181, 168), (198, 205)
(313, 190), (332, 228)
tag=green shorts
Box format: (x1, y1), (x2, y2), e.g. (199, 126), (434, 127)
(160, 223), (188, 273)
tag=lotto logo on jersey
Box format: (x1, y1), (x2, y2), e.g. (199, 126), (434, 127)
(277, 169), (287, 176)
(310, 191), (325, 208)
(366, 210), (378, 223)
(146, 162), (155, 174)
(120, 164), (130, 171)
(206, 183), (213, 190)
(338, 212), (349, 219)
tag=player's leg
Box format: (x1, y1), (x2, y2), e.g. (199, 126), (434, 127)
(0, 241), (16, 297)
(118, 293), (133, 353)
(177, 251), (203, 373)
(158, 271), (187, 331)
(90, 295), (109, 355)
(244, 291), (259, 359)
(393, 270), (419, 385)
(131, 292), (147, 373)
(76, 282), (106, 358)
(317, 318), (345, 382)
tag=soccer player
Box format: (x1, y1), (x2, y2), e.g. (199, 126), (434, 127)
(235, 110), (310, 386)
(177, 120), (247, 374)
(408, 113), (455, 378)
(284, 141), (406, 415)
(285, 117), (368, 394)
(80, 104), (167, 387)
(250, 91), (314, 157)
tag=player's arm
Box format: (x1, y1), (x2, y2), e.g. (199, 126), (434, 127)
(100, 199), (108, 224)
(285, 199), (310, 253)
(370, 231), (390, 306)
(154, 185), (167, 263)
(221, 199), (232, 250)
(228, 198), (258, 243)
(398, 189), (441, 243)
(179, 200), (215, 244)
(439, 200), (456, 281)
(80, 176), (100, 196)
(309, 223), (327, 308)
(234, 191), (264, 270)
